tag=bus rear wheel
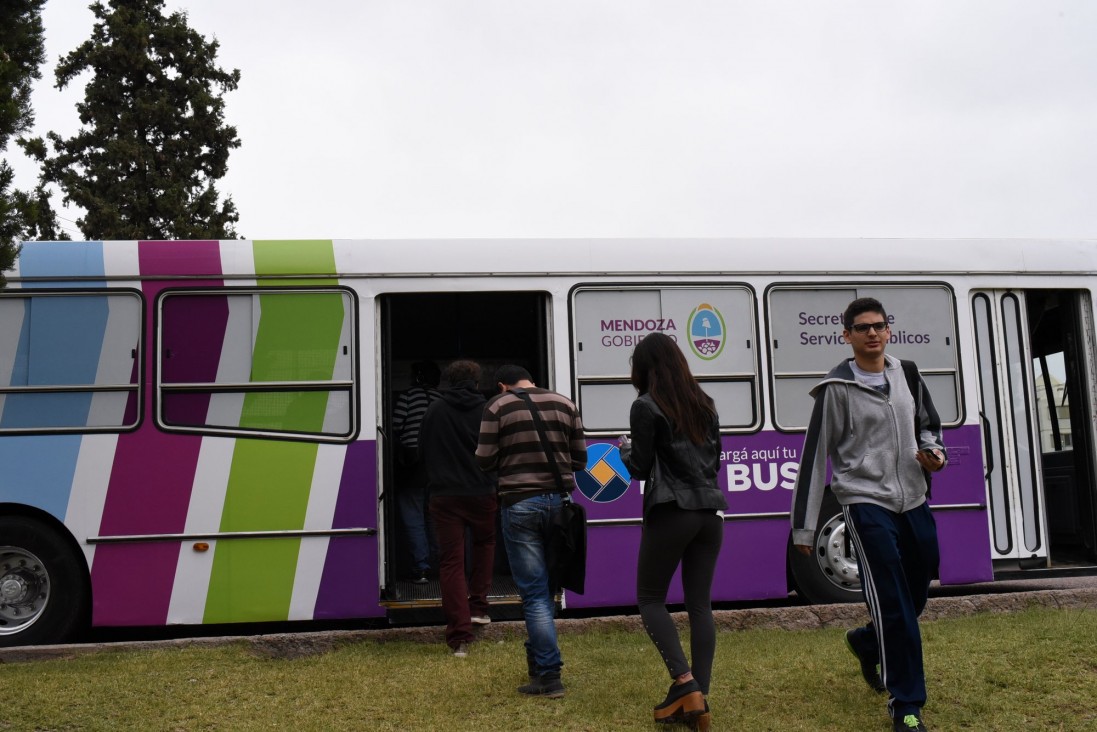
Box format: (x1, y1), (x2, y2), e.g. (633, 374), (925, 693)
(0, 516), (88, 647)
(789, 491), (863, 604)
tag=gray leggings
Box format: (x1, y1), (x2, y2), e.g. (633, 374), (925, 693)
(636, 502), (723, 694)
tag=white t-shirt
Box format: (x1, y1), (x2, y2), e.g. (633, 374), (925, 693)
(850, 361), (889, 394)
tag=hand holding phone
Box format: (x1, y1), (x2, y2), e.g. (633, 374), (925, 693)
(918, 447), (943, 470)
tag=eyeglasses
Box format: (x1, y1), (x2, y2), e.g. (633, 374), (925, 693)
(850, 321), (889, 334)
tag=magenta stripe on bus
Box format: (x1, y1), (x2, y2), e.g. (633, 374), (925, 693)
(314, 441), (380, 618)
(90, 240), (226, 627)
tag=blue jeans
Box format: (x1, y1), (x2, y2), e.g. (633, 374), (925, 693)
(397, 462), (434, 573)
(501, 493), (562, 677)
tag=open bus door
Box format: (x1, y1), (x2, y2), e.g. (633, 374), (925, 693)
(971, 289), (1097, 573)
(377, 291), (551, 617)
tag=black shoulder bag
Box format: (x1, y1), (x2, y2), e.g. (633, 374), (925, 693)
(511, 389), (587, 594)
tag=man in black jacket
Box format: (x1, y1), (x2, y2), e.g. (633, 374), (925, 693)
(419, 360), (498, 657)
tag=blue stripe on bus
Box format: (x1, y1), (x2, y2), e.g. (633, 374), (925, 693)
(0, 434), (83, 518)
(18, 241), (106, 286)
(0, 296), (109, 428)
(1, 243), (108, 518)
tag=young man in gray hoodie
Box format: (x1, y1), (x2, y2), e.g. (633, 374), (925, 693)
(792, 297), (947, 732)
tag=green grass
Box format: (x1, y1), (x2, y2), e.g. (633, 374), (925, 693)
(2, 608), (1096, 731)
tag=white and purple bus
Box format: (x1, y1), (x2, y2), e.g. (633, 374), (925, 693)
(1, 238), (1094, 646)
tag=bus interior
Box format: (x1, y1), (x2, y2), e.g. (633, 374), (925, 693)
(1026, 289), (1097, 570)
(378, 291), (550, 615)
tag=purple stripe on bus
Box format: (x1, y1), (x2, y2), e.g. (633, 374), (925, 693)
(91, 241), (225, 627)
(314, 441), (382, 618)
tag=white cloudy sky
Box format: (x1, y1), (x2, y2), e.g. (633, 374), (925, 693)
(9, 1), (1097, 240)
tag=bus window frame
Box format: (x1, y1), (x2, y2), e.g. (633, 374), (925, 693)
(568, 281), (762, 435)
(764, 281), (965, 434)
(155, 285), (361, 444)
(0, 287), (144, 435)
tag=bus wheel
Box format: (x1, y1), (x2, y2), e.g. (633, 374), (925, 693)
(789, 491), (863, 604)
(0, 516), (88, 647)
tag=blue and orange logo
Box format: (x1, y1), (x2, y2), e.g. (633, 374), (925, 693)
(577, 443), (632, 503)
(688, 303), (726, 360)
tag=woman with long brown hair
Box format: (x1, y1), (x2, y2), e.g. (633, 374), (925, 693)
(619, 333), (726, 730)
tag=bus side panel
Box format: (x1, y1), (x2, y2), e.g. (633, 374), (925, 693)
(90, 241), (224, 627)
(931, 423), (993, 585)
(315, 440), (381, 619)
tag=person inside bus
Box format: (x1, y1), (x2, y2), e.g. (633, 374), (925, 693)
(418, 360), (498, 657)
(476, 365), (587, 699)
(791, 297), (947, 732)
(617, 333), (725, 732)
(393, 360), (441, 583)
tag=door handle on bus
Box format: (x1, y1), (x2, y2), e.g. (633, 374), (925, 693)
(979, 411), (993, 480)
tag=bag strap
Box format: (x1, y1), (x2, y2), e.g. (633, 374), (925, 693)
(901, 359), (934, 498)
(511, 388), (571, 498)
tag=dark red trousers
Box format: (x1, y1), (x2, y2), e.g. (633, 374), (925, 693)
(429, 494), (498, 648)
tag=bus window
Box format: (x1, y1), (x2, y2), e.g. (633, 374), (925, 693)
(768, 284), (961, 430)
(571, 285), (759, 432)
(0, 291), (141, 431)
(158, 288), (357, 441)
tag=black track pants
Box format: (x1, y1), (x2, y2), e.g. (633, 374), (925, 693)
(845, 501), (939, 719)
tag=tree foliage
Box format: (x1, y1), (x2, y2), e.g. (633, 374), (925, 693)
(0, 0), (52, 282)
(23, 0), (242, 240)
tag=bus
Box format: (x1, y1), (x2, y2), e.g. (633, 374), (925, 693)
(1, 238), (1094, 647)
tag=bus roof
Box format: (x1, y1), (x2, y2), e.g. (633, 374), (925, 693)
(7, 238), (1097, 281)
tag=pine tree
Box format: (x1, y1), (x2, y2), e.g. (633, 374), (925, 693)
(0, 0), (56, 283)
(23, 0), (242, 240)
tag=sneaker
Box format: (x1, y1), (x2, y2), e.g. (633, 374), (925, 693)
(845, 628), (886, 693)
(411, 570), (428, 585)
(893, 712), (927, 731)
(470, 615), (491, 625)
(451, 643), (468, 658)
(517, 673), (565, 699)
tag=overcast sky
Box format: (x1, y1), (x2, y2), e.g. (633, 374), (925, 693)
(10, 1), (1097, 241)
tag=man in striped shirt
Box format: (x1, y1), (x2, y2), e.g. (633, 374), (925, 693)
(394, 360), (442, 583)
(476, 365), (587, 699)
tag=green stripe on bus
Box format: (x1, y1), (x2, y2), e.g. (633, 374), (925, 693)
(204, 240), (340, 624)
(253, 239), (338, 285)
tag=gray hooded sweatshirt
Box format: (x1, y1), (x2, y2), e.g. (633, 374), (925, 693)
(791, 354), (946, 547)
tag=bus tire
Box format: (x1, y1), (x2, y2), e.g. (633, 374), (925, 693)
(789, 490), (863, 605)
(0, 516), (89, 647)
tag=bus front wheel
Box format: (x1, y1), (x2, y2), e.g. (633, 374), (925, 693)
(0, 516), (88, 647)
(789, 491), (863, 605)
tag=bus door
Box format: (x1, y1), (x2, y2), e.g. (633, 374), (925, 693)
(377, 290), (551, 613)
(971, 289), (1097, 570)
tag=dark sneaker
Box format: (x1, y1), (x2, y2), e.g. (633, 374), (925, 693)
(845, 628), (886, 693)
(411, 570), (428, 585)
(893, 712), (927, 731)
(451, 643), (468, 658)
(518, 673), (565, 699)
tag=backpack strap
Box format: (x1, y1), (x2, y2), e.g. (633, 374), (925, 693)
(900, 359), (933, 498)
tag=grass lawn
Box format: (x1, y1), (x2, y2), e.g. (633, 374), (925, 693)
(2, 607), (1095, 731)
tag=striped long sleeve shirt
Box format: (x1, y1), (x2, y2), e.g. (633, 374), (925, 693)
(476, 387), (587, 505)
(394, 386), (442, 448)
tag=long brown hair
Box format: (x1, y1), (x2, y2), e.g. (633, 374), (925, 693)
(629, 333), (716, 445)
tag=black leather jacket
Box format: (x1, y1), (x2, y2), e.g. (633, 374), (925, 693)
(619, 394), (727, 517)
